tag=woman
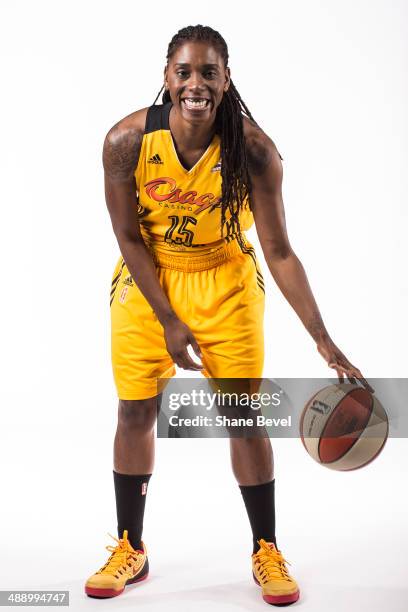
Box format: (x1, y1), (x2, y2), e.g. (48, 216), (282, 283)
(85, 24), (371, 606)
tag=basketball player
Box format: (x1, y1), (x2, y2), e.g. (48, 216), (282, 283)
(85, 25), (372, 606)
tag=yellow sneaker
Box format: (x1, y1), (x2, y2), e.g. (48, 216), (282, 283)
(85, 530), (149, 598)
(252, 539), (300, 605)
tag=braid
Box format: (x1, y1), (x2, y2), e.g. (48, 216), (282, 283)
(152, 24), (280, 241)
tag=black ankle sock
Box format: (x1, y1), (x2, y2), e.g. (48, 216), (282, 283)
(113, 470), (152, 550)
(239, 479), (276, 554)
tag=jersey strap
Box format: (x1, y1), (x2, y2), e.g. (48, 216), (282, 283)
(144, 101), (171, 134)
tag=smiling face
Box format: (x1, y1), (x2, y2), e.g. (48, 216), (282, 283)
(164, 41), (230, 124)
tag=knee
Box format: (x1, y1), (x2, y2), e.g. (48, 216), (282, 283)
(230, 437), (274, 475)
(230, 436), (271, 453)
(118, 397), (158, 434)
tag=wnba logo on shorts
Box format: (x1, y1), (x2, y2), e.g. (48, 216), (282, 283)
(119, 287), (128, 304)
(141, 482), (148, 495)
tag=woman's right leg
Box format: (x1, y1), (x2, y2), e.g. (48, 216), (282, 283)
(85, 395), (159, 598)
(113, 395), (161, 551)
(114, 397), (159, 474)
(85, 260), (173, 597)
(109, 259), (174, 556)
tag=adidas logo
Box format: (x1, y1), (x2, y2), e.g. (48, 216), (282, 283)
(122, 275), (134, 287)
(211, 160), (221, 172)
(148, 153), (164, 164)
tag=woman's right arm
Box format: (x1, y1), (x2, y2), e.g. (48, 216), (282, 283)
(103, 117), (203, 371)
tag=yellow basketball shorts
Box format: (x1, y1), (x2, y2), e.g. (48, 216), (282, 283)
(110, 237), (265, 400)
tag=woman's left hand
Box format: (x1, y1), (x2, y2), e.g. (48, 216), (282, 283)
(316, 336), (374, 393)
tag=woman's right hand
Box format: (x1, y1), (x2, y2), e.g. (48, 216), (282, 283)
(163, 318), (204, 371)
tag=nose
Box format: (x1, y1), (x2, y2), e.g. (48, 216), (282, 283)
(186, 70), (206, 92)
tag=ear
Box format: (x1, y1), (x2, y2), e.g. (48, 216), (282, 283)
(224, 67), (231, 93)
(163, 65), (168, 89)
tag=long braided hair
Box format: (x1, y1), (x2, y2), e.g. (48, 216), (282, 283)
(152, 24), (274, 240)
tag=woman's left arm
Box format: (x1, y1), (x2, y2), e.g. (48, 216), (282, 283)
(246, 127), (373, 393)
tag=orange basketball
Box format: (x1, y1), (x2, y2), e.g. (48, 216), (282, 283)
(299, 383), (388, 470)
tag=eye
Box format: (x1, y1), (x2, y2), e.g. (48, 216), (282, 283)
(204, 71), (217, 79)
(176, 70), (189, 78)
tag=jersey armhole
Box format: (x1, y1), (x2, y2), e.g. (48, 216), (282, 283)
(134, 103), (171, 189)
(134, 108), (150, 189)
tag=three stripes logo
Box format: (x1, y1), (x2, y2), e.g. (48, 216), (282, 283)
(110, 258), (126, 306)
(237, 236), (265, 294)
(211, 160), (221, 172)
(148, 153), (164, 164)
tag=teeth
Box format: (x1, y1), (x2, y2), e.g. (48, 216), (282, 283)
(183, 98), (208, 109)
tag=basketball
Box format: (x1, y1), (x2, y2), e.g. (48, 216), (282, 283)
(299, 383), (388, 470)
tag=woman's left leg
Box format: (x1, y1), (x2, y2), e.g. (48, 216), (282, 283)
(191, 245), (300, 604)
(231, 431), (300, 606)
(230, 436), (277, 553)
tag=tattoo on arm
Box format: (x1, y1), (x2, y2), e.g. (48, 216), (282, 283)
(103, 125), (142, 181)
(246, 135), (273, 176)
(307, 311), (328, 342)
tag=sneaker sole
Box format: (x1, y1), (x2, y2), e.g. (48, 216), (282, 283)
(85, 571), (148, 598)
(253, 572), (300, 605)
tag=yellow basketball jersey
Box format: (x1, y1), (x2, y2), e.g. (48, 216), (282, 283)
(135, 101), (254, 255)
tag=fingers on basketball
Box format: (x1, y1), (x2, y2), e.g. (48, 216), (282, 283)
(329, 360), (373, 393)
(328, 358), (346, 384)
(348, 366), (374, 394)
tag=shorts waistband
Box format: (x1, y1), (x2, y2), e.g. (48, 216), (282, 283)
(146, 236), (250, 271)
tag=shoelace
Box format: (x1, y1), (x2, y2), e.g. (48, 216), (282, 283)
(254, 539), (293, 584)
(97, 532), (141, 577)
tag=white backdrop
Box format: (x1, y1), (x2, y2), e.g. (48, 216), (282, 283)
(0, 1), (407, 610)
